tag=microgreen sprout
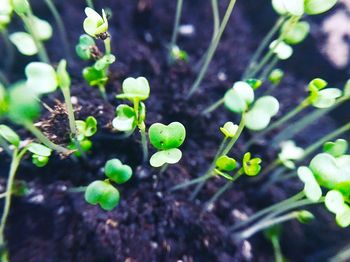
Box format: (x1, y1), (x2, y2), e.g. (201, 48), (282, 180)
(85, 158), (133, 211)
(9, 0), (51, 62)
(115, 77), (150, 162)
(169, 0), (184, 60)
(81, 7), (114, 100)
(268, 68), (284, 85)
(278, 140), (305, 169)
(148, 122), (186, 168)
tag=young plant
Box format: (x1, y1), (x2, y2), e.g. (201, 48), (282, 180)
(0, 125), (51, 260)
(9, 0), (51, 62)
(81, 7), (115, 100)
(84, 158), (133, 211)
(114, 77), (150, 162)
(148, 122), (186, 168)
(169, 0), (184, 61)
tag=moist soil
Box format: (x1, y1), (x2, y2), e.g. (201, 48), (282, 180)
(1, 0), (350, 261)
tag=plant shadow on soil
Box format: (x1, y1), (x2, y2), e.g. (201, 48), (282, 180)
(0, 0), (350, 261)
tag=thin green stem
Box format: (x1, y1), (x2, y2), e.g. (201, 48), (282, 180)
(258, 55), (279, 82)
(171, 172), (214, 191)
(21, 9), (50, 63)
(201, 97), (225, 115)
(271, 236), (284, 262)
(160, 164), (169, 175)
(330, 244), (350, 262)
(140, 127), (148, 163)
(230, 191), (305, 231)
(187, 0), (238, 98)
(44, 0), (71, 59)
(1, 30), (14, 72)
(242, 16), (287, 79)
(0, 193), (7, 199)
(170, 0), (184, 50)
(0, 148), (26, 248)
(68, 186), (87, 193)
(23, 121), (70, 154)
(104, 37), (111, 55)
(236, 212), (299, 239)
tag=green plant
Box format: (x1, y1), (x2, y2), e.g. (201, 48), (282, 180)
(81, 7), (114, 100)
(9, 0), (51, 62)
(115, 77), (150, 162)
(0, 125), (51, 261)
(84, 158), (133, 211)
(148, 122), (186, 168)
(169, 0), (184, 61)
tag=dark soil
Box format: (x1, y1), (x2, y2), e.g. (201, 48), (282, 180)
(1, 0), (349, 261)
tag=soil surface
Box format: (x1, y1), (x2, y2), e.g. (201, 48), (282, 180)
(1, 0), (350, 262)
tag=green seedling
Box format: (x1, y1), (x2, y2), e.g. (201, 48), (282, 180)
(81, 7), (113, 100)
(220, 122), (238, 138)
(85, 158), (133, 211)
(148, 122), (186, 168)
(243, 152), (262, 176)
(169, 0), (184, 60)
(9, 0), (51, 62)
(115, 77), (150, 161)
(269, 69), (284, 85)
(169, 45), (189, 63)
(0, 125), (53, 260)
(278, 140), (305, 169)
(224, 81), (255, 113)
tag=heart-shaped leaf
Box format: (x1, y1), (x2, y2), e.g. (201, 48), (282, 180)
(117, 77), (150, 101)
(0, 125), (20, 147)
(220, 122), (238, 138)
(149, 148), (182, 167)
(310, 153), (350, 189)
(25, 62), (58, 94)
(27, 16), (52, 41)
(216, 155), (237, 171)
(104, 159), (132, 184)
(243, 152), (262, 176)
(270, 40), (293, 60)
(84, 180), (120, 211)
(325, 190), (350, 228)
(94, 54), (116, 71)
(278, 140), (305, 169)
(149, 122), (186, 150)
(112, 104), (136, 132)
(312, 88), (342, 108)
(324, 139), (348, 157)
(297, 166), (322, 202)
(224, 81), (254, 113)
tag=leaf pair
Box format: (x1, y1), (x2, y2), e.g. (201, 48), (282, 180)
(148, 122), (186, 167)
(245, 96), (280, 131)
(307, 78), (342, 108)
(85, 159), (132, 211)
(325, 190), (350, 227)
(112, 103), (146, 132)
(272, 0), (338, 16)
(224, 81), (255, 113)
(83, 54), (116, 86)
(83, 7), (108, 38)
(278, 140), (305, 169)
(243, 152), (262, 176)
(215, 155), (237, 180)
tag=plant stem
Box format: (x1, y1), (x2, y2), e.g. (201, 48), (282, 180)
(242, 16), (287, 79)
(23, 121), (70, 154)
(258, 55), (279, 82)
(160, 164), (169, 175)
(236, 211), (299, 239)
(204, 168), (244, 211)
(44, 0), (71, 59)
(86, 0), (94, 8)
(21, 8), (50, 63)
(104, 37), (111, 55)
(201, 97), (225, 115)
(170, 0), (184, 51)
(271, 236), (284, 262)
(0, 148), (26, 250)
(171, 172), (214, 191)
(140, 127), (148, 163)
(187, 0), (238, 98)
(190, 112), (246, 200)
(98, 84), (107, 101)
(230, 191), (305, 231)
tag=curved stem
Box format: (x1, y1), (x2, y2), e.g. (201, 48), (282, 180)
(140, 127), (148, 163)
(170, 0), (184, 50)
(171, 172), (214, 191)
(242, 16), (287, 79)
(187, 0), (238, 98)
(201, 97), (225, 115)
(44, 0), (71, 59)
(86, 0), (94, 9)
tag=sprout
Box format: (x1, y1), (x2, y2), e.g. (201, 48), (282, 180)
(170, 45), (188, 62)
(224, 81), (254, 113)
(269, 69), (284, 85)
(112, 104), (138, 132)
(85, 158), (133, 211)
(325, 190), (350, 227)
(278, 140), (305, 169)
(25, 62), (58, 94)
(243, 152), (262, 176)
(76, 34), (97, 60)
(148, 122), (186, 167)
(11, 0), (30, 15)
(83, 7), (108, 38)
(245, 96), (280, 131)
(220, 122), (238, 138)
(246, 79), (263, 89)
(69, 116), (97, 156)
(0, 124), (20, 148)
(26, 142), (52, 167)
(323, 139), (348, 157)
(296, 210), (315, 224)
(116, 77), (150, 101)
(214, 155), (237, 180)
(269, 40), (293, 60)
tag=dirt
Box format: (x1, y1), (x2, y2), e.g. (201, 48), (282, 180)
(1, 0), (349, 261)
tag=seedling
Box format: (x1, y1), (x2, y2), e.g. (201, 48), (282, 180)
(148, 122), (186, 168)
(9, 0), (51, 62)
(115, 77), (150, 162)
(0, 125), (52, 259)
(169, 0), (184, 60)
(85, 158), (133, 211)
(278, 140), (305, 169)
(76, 34), (98, 61)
